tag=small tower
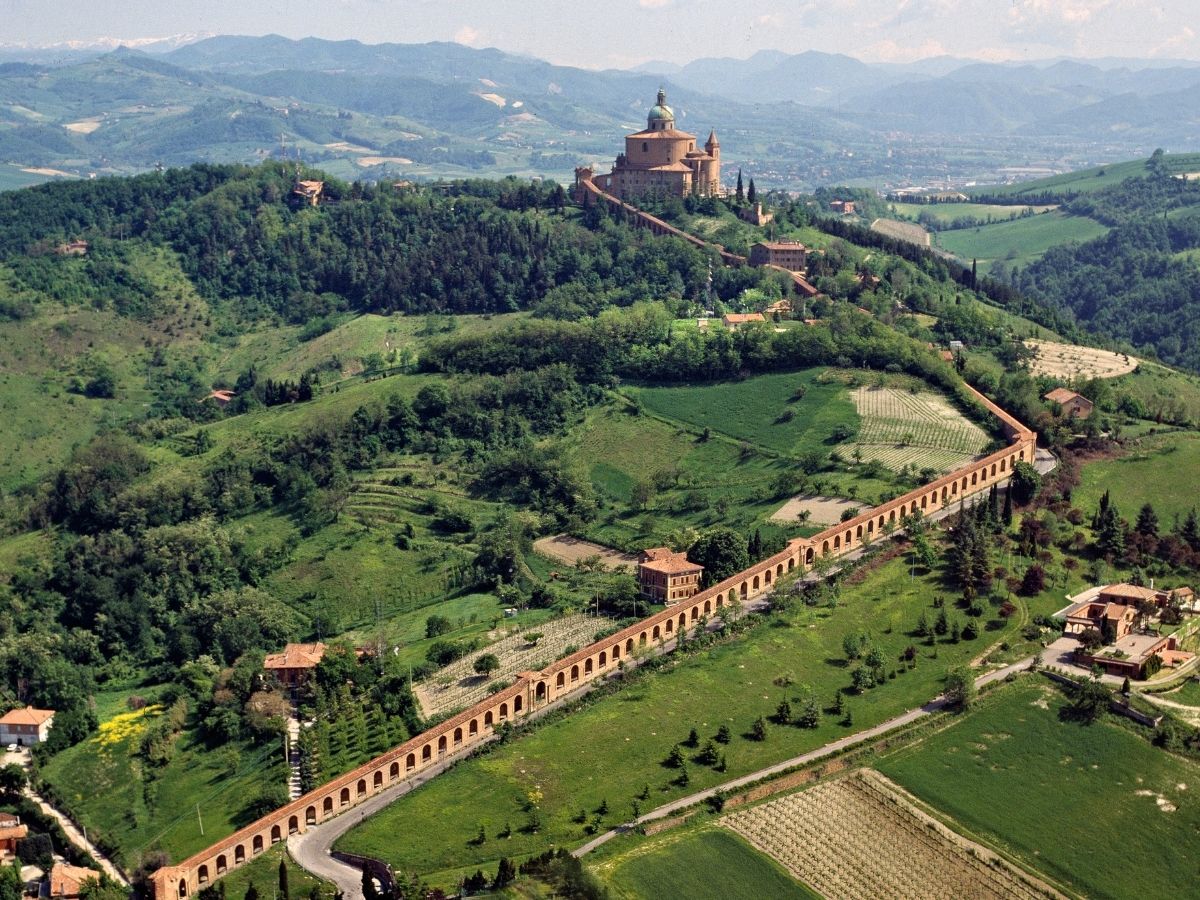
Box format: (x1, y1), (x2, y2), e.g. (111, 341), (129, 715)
(704, 129), (721, 194)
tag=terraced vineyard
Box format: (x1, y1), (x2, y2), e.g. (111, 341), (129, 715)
(849, 386), (991, 473)
(724, 770), (1062, 900)
(414, 613), (619, 718)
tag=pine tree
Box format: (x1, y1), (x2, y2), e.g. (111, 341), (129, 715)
(1096, 502), (1126, 561)
(1135, 502), (1159, 538)
(1183, 509), (1200, 551)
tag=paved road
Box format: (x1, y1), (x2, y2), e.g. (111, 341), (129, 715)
(573, 656), (1035, 857)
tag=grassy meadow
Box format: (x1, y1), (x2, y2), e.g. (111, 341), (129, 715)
(968, 152), (1200, 199)
(595, 828), (819, 900)
(335, 552), (1022, 887)
(877, 679), (1200, 899)
(933, 211), (1109, 273)
(1074, 431), (1200, 527)
(888, 202), (1056, 224)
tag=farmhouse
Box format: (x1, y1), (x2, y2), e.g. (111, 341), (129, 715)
(292, 180), (324, 207)
(48, 863), (99, 899)
(722, 313), (766, 330)
(738, 202), (774, 226)
(0, 814), (26, 854)
(1043, 387), (1093, 419)
(749, 240), (808, 271)
(0, 707), (54, 746)
(829, 200), (856, 214)
(637, 548), (703, 605)
(263, 643), (327, 688)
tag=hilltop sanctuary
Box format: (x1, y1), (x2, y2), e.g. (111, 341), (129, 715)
(587, 89), (721, 200)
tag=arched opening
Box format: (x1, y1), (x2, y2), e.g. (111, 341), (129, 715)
(599, 651), (607, 667)
(357, 778), (367, 797)
(485, 711), (494, 727)
(306, 806), (317, 825)
(340, 787), (351, 807)
(406, 753), (416, 771)
(704, 599), (712, 614)
(422, 744), (432, 762)
(271, 824), (282, 844)
(217, 856), (228, 875)
(288, 815), (299, 835)
(665, 619), (674, 633)
(534, 683), (545, 703)
(235, 846), (246, 865)
(753, 575), (761, 589)
(991, 464), (996, 476)
(691, 606), (700, 621)
(739, 583), (747, 598)
(952, 482), (958, 495)
(437, 736), (447, 754)
(571, 664), (580, 682)
(867, 520), (874, 534)
(514, 695), (523, 713)
(788, 558), (795, 571)
(470, 718), (480, 736)
(626, 638), (634, 654)
(639, 632), (647, 646)
(652, 625), (661, 641)
(941, 487), (948, 501)
(1000, 458), (1007, 472)
(556, 672), (565, 688)
(805, 548), (814, 565)
(323, 797), (333, 814)
(833, 536), (841, 550)
(198, 866), (209, 886)
(822, 540), (829, 554)
(500, 702), (509, 720)
(179, 879), (189, 898)
(453, 727), (463, 746)
(961, 477), (968, 490)
(889, 510), (896, 522)
(390, 762), (400, 780)
(777, 564), (784, 577)
(971, 472), (977, 485)
(921, 496), (927, 509)
(678, 614), (687, 631)
(764, 570), (772, 584)
(373, 770), (383, 788)
(612, 644), (621, 660)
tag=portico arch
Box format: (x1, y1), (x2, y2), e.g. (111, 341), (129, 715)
(235, 846), (246, 865)
(406, 753), (416, 771)
(357, 778), (367, 796)
(571, 664), (580, 682)
(288, 815), (299, 834)
(253, 835), (264, 854)
(270, 824), (282, 844)
(306, 806), (316, 825)
(216, 856), (228, 875)
(390, 761), (400, 780)
(340, 787), (351, 806)
(373, 770), (383, 788)
(323, 796), (333, 814)
(198, 867), (209, 886)
(453, 727), (463, 747)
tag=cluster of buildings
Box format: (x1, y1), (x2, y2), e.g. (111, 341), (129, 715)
(1061, 583), (1195, 679)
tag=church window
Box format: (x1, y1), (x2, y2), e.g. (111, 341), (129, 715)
(643, 142), (648, 152)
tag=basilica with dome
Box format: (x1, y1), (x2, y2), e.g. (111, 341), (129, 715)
(588, 89), (721, 200)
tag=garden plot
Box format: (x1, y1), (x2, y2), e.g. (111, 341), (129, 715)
(415, 613), (618, 718)
(770, 494), (860, 526)
(849, 386), (990, 473)
(724, 770), (1063, 900)
(532, 534), (638, 571)
(1025, 339), (1137, 380)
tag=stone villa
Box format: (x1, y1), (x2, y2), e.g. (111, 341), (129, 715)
(1062, 583), (1195, 678)
(637, 548), (703, 605)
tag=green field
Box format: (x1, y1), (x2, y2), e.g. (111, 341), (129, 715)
(889, 202), (1056, 224)
(335, 553), (1021, 886)
(626, 370), (858, 458)
(1074, 432), (1200, 526)
(597, 828), (819, 899)
(41, 707), (282, 868)
(933, 211), (1109, 273)
(969, 152), (1200, 199)
(215, 845), (333, 900)
(877, 679), (1200, 899)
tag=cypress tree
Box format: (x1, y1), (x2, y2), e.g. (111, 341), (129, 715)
(278, 859), (290, 900)
(736, 169), (744, 202)
(748, 178), (757, 204)
(1002, 488), (1013, 526)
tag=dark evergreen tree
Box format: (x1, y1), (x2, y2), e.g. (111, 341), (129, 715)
(736, 169), (745, 203)
(747, 178), (757, 204)
(1135, 502), (1159, 538)
(278, 860), (290, 900)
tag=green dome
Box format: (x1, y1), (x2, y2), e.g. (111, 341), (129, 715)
(648, 89), (674, 123)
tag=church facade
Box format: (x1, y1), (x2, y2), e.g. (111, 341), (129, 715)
(589, 90), (721, 200)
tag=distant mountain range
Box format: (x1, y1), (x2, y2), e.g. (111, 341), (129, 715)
(0, 34), (1197, 190)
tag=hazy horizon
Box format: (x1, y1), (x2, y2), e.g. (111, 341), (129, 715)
(5, 0), (1199, 70)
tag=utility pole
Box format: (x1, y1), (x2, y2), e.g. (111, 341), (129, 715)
(196, 803), (204, 836)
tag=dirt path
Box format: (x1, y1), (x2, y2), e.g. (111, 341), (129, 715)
(24, 788), (128, 885)
(532, 535), (638, 571)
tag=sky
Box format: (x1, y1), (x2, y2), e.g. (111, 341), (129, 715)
(4, 0), (1199, 68)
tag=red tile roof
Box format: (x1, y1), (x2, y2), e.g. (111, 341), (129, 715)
(49, 863), (98, 898)
(0, 707), (54, 726)
(640, 557), (703, 575)
(263, 642), (326, 671)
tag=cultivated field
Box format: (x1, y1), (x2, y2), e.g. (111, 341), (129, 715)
(533, 534), (639, 571)
(878, 681), (1200, 899)
(725, 770), (1059, 900)
(849, 386), (991, 473)
(889, 202), (1057, 224)
(770, 494), (861, 526)
(1025, 339), (1137, 380)
(414, 613), (618, 718)
(870, 218), (931, 247)
(934, 211), (1108, 272)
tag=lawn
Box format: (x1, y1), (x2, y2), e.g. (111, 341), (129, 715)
(216, 845), (334, 900)
(1074, 432), (1200, 526)
(626, 370), (857, 458)
(41, 709), (283, 869)
(933, 211), (1109, 272)
(335, 552), (1019, 887)
(596, 828), (819, 900)
(876, 679), (1200, 899)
